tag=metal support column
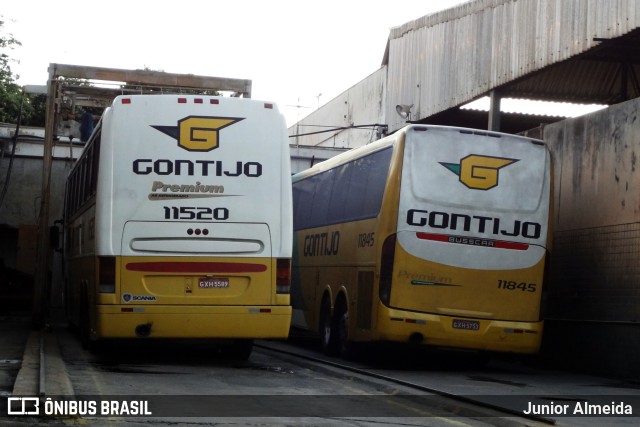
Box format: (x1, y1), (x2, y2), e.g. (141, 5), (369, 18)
(488, 90), (501, 132)
(32, 76), (58, 327)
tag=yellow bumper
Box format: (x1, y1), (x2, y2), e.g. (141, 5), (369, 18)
(94, 305), (292, 340)
(376, 307), (543, 354)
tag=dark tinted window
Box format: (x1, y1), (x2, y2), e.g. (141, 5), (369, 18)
(293, 147), (393, 230)
(292, 176), (315, 228)
(64, 129), (102, 219)
(309, 168), (335, 227)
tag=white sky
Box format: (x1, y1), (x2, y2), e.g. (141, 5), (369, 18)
(2, 0), (468, 126)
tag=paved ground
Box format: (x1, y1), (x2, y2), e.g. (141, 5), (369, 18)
(2, 309), (639, 426)
(0, 311), (39, 424)
(0, 312), (33, 397)
(0, 310), (74, 425)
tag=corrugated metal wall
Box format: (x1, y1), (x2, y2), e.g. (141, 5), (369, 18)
(386, 0), (640, 132)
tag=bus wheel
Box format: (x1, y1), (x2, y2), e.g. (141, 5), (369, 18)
(79, 306), (102, 353)
(320, 298), (339, 356)
(336, 299), (356, 360)
(79, 292), (90, 350)
(225, 339), (254, 360)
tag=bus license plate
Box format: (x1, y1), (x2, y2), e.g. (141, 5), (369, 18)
(198, 277), (230, 289)
(452, 319), (480, 331)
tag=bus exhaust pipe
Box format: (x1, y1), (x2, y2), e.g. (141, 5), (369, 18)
(135, 323), (152, 338)
(409, 333), (424, 344)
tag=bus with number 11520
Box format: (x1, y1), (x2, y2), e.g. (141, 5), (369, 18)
(63, 94), (292, 358)
(290, 125), (552, 358)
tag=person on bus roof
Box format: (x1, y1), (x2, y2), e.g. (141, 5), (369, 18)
(80, 109), (94, 143)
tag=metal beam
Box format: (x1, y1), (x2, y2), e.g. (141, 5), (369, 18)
(48, 63), (252, 97)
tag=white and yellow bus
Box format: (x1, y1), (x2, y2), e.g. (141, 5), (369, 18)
(291, 125), (552, 358)
(63, 95), (292, 357)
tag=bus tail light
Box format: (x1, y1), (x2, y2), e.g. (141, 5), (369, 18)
(276, 258), (291, 294)
(379, 234), (397, 306)
(98, 256), (116, 293)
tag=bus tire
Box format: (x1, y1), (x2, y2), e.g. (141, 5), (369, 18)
(78, 288), (102, 353)
(335, 299), (355, 359)
(79, 290), (90, 350)
(320, 298), (339, 356)
(225, 339), (254, 360)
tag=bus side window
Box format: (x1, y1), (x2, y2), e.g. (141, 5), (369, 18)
(293, 178), (315, 231)
(309, 169), (335, 228)
(361, 148), (392, 216)
(343, 148), (392, 222)
(327, 163), (351, 223)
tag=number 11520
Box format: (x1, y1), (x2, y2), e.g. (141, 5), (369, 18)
(163, 206), (229, 220)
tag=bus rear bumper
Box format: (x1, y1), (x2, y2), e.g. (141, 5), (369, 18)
(376, 308), (543, 354)
(93, 305), (292, 340)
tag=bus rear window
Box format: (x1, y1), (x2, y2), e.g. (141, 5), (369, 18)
(404, 133), (547, 212)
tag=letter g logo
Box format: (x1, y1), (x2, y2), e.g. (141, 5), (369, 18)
(178, 116), (242, 152)
(440, 154), (518, 190)
(152, 116), (244, 152)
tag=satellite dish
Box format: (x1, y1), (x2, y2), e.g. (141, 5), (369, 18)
(395, 104), (414, 120)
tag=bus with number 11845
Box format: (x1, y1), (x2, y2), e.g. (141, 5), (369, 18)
(63, 94), (293, 358)
(290, 125), (552, 358)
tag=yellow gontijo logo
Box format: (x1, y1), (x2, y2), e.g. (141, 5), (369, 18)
(152, 116), (244, 152)
(439, 155), (518, 190)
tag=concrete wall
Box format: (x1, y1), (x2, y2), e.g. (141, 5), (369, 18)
(289, 145), (349, 175)
(288, 67), (387, 149)
(0, 137), (79, 274)
(542, 97), (640, 378)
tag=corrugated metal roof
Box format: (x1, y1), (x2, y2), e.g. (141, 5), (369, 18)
(384, 0), (640, 132)
(461, 97), (606, 117)
(504, 30), (640, 103)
